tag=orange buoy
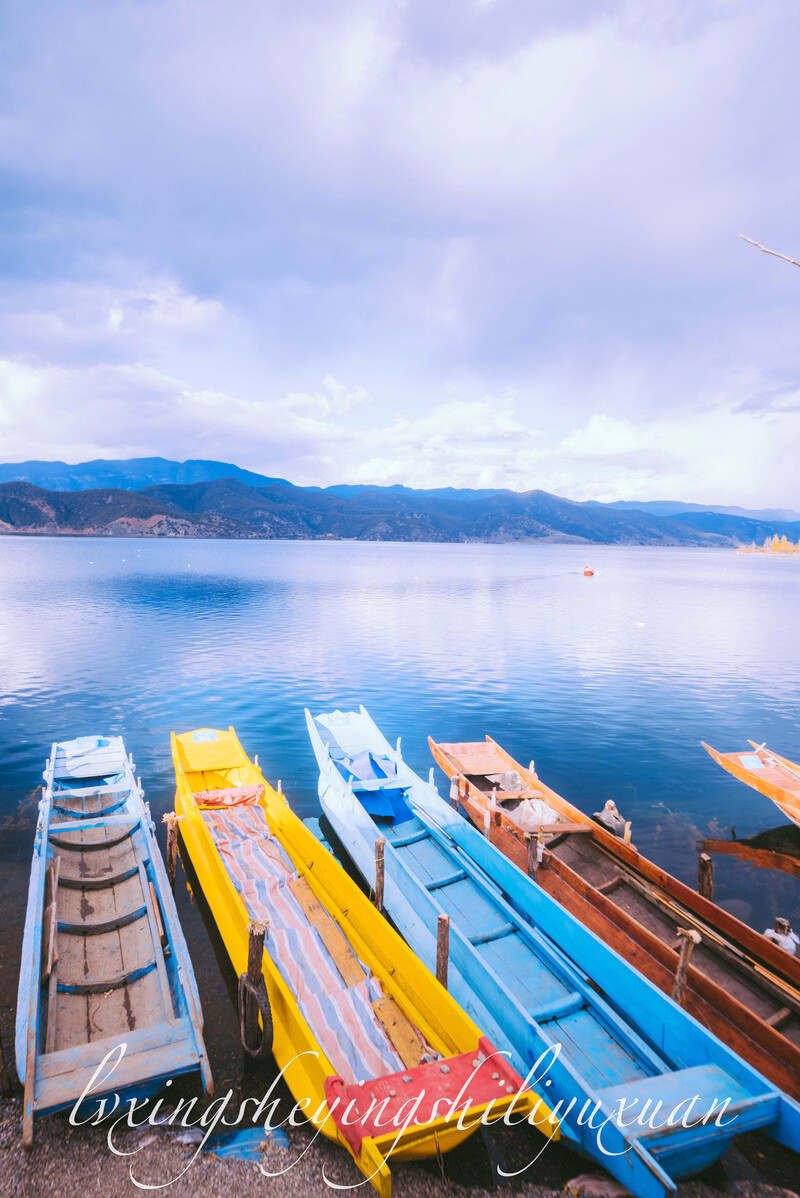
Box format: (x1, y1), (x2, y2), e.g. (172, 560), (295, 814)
(583, 565), (594, 576)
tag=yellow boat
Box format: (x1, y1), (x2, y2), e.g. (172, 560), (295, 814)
(172, 727), (555, 1195)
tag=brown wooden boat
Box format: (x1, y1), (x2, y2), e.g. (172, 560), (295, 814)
(428, 734), (800, 1101)
(702, 741), (800, 829)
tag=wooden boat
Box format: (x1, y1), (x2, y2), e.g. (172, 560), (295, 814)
(307, 707), (800, 1198)
(16, 736), (211, 1147)
(702, 741), (800, 829)
(171, 726), (549, 1198)
(429, 737), (800, 1101)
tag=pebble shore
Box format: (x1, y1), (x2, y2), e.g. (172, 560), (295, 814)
(1, 1097), (797, 1198)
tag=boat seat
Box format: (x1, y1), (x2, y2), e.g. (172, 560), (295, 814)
(52, 798), (127, 819)
(530, 991), (585, 1023)
(350, 776), (404, 792)
(392, 829), (429, 848)
(596, 1064), (775, 1139)
(469, 922), (515, 946)
(425, 869), (467, 891)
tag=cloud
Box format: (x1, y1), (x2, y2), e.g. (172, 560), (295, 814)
(2, 2), (800, 504)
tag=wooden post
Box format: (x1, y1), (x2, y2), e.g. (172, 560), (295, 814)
(698, 853), (714, 900)
(671, 928), (702, 1004)
(374, 838), (386, 914)
(449, 776), (460, 810)
(491, 788), (501, 827)
(527, 834), (538, 881)
(162, 813), (184, 887)
(483, 809), (490, 838)
(245, 920), (268, 1049)
(436, 915), (450, 989)
(623, 821), (632, 844)
(0, 1029), (12, 1097)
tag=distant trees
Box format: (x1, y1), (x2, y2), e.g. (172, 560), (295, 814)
(750, 534), (799, 554)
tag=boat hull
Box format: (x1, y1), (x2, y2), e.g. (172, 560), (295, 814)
(703, 741), (800, 829)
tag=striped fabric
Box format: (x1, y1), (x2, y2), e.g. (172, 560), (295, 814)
(203, 806), (406, 1084)
(194, 784), (265, 807)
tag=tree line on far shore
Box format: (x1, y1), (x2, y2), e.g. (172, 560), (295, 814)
(740, 535), (800, 554)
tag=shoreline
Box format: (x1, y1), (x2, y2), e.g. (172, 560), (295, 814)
(1, 1096), (798, 1198)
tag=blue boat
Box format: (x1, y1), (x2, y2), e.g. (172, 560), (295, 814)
(16, 736), (212, 1145)
(306, 707), (800, 1198)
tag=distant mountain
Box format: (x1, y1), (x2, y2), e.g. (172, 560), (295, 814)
(0, 478), (743, 544)
(586, 498), (800, 523)
(323, 483), (509, 503)
(1, 459), (796, 545)
(2, 459), (795, 524)
(0, 457), (291, 491)
(664, 511), (800, 541)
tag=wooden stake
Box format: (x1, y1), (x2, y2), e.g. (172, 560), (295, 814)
(671, 928), (702, 1004)
(527, 834), (538, 881)
(623, 821), (632, 844)
(491, 788), (501, 826)
(436, 915), (450, 989)
(162, 813), (184, 887)
(374, 838), (386, 914)
(245, 920), (268, 1049)
(698, 853), (714, 900)
(449, 776), (460, 810)
(483, 809), (490, 838)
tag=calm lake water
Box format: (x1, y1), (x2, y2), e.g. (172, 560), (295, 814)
(2, 536), (799, 1091)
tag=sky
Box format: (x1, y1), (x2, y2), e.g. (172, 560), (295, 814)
(1, 0), (800, 506)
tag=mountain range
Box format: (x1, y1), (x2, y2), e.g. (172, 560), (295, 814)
(0, 458), (797, 546)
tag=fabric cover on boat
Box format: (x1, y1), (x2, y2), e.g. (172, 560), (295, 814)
(203, 806), (409, 1083)
(330, 750), (410, 820)
(193, 784), (265, 808)
(333, 750), (398, 782)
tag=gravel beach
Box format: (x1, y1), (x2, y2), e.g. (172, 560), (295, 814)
(2, 1095), (797, 1198)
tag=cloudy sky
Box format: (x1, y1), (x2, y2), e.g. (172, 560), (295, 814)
(1, 0), (800, 505)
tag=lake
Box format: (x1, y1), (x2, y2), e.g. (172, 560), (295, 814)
(1, 535), (799, 1090)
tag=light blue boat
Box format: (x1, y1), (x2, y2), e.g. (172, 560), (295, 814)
(16, 736), (212, 1145)
(306, 707), (800, 1198)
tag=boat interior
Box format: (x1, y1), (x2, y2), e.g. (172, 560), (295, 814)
(44, 745), (178, 1055)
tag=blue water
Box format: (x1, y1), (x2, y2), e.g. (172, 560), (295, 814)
(2, 536), (799, 1085)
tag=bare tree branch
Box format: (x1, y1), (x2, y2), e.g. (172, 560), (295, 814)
(740, 234), (800, 269)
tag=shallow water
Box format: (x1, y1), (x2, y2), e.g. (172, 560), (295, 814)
(2, 536), (799, 1087)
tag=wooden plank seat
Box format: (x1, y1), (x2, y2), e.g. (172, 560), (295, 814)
(52, 798), (128, 819)
(350, 776), (404, 793)
(52, 783), (129, 799)
(57, 960), (159, 995)
(289, 876), (367, 988)
(49, 824), (139, 853)
(59, 865), (140, 890)
(425, 869), (467, 891)
(34, 1018), (200, 1113)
